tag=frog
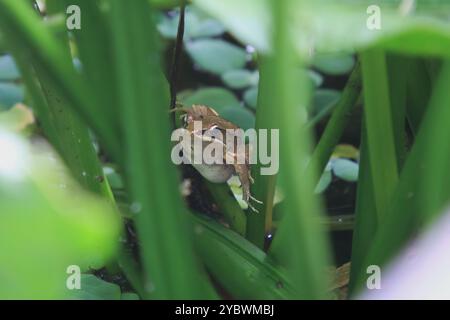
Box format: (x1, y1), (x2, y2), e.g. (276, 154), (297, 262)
(171, 104), (262, 212)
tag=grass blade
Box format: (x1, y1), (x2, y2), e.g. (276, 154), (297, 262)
(109, 0), (215, 299)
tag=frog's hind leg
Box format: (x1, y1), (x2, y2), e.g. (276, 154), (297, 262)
(234, 163), (263, 212)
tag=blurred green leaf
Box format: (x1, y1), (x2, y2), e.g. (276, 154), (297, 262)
(222, 69), (258, 89)
(331, 158), (359, 182)
(0, 82), (23, 109)
(186, 39), (247, 75)
(0, 131), (120, 299)
(243, 86), (258, 109)
(158, 8), (225, 39)
(220, 105), (255, 130)
(181, 86), (241, 113)
(193, 0), (450, 58)
(313, 53), (355, 76)
(0, 54), (20, 80)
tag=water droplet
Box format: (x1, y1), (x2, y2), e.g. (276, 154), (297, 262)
(82, 171), (87, 177)
(59, 183), (67, 189)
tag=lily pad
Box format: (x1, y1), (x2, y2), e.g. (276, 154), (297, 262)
(186, 39), (248, 75)
(313, 53), (355, 76)
(222, 69), (259, 89)
(243, 87), (258, 109)
(181, 87), (241, 113)
(220, 106), (255, 130)
(332, 158), (359, 182)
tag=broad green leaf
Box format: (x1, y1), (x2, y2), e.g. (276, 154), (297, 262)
(186, 39), (248, 75)
(193, 0), (450, 58)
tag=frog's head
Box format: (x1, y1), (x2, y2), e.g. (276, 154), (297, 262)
(170, 104), (220, 131)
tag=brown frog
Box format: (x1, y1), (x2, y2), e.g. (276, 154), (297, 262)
(171, 104), (262, 212)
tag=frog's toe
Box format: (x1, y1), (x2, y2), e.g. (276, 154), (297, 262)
(249, 194), (263, 204)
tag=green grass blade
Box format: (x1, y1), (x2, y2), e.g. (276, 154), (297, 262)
(0, 0), (119, 158)
(352, 61), (450, 293)
(360, 49), (399, 220)
(109, 0), (215, 299)
(62, 0), (122, 149)
(406, 58), (432, 135)
(246, 56), (279, 249)
(266, 0), (331, 299)
(308, 62), (361, 177)
(386, 54), (407, 169)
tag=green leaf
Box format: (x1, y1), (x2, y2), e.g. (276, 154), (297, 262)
(315, 164), (332, 193)
(313, 53), (355, 76)
(220, 105), (255, 130)
(0, 131), (121, 299)
(192, 214), (296, 299)
(0, 82), (23, 109)
(331, 158), (359, 182)
(221, 69), (258, 89)
(157, 9), (225, 39)
(110, 0), (216, 299)
(181, 87), (241, 113)
(186, 39), (248, 75)
(0, 55), (20, 80)
(243, 86), (258, 109)
(191, 0), (271, 51)
(193, 0), (450, 58)
(65, 274), (121, 300)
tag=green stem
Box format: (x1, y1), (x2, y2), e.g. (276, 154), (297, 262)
(308, 62), (362, 179)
